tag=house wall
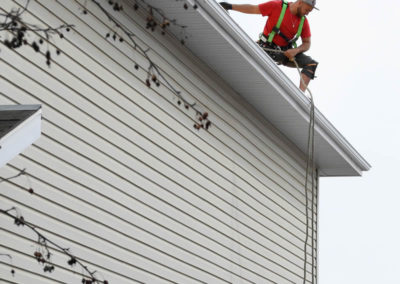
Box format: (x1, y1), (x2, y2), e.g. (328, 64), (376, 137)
(0, 0), (318, 283)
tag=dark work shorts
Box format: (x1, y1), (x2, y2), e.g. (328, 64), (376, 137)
(258, 41), (318, 79)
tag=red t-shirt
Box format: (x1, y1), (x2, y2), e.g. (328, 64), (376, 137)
(259, 0), (311, 47)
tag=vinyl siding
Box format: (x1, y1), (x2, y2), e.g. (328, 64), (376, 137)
(0, 0), (318, 283)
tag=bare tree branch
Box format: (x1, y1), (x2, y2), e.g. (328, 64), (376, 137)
(0, 0), (73, 66)
(89, 0), (212, 130)
(0, 206), (109, 284)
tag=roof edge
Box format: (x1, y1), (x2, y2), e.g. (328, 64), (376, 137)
(198, 0), (370, 174)
(0, 105), (42, 168)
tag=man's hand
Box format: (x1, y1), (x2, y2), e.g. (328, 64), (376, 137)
(284, 49), (299, 61)
(219, 2), (233, 10)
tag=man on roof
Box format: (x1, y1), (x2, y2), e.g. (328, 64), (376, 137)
(219, 0), (318, 92)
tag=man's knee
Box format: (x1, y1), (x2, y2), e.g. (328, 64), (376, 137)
(301, 59), (318, 79)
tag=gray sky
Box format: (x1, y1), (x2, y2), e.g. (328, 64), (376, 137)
(225, 0), (400, 282)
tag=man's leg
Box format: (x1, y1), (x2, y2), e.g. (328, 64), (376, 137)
(300, 73), (311, 92)
(283, 52), (318, 91)
(295, 53), (318, 92)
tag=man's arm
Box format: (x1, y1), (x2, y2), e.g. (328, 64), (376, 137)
(284, 37), (311, 59)
(219, 2), (261, 14)
(232, 4), (261, 14)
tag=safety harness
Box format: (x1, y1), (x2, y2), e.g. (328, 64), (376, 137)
(265, 0), (305, 48)
(258, 0), (318, 80)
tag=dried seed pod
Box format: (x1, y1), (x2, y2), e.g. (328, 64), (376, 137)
(31, 42), (39, 52)
(17, 31), (24, 40)
(43, 265), (54, 273)
(67, 257), (77, 266)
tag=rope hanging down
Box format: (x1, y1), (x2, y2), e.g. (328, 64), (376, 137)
(262, 47), (317, 284)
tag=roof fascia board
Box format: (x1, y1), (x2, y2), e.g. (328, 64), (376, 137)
(0, 105), (42, 168)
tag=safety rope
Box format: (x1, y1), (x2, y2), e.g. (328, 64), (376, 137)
(262, 46), (316, 284)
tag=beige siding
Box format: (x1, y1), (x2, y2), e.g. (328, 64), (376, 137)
(0, 0), (318, 283)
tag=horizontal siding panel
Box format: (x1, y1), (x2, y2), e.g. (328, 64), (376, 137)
(6, 156), (299, 283)
(0, 8), (316, 250)
(1, 259), (64, 284)
(92, 1), (320, 221)
(6, 0), (318, 230)
(0, 54), (316, 273)
(0, 194), (216, 284)
(0, 218), (159, 283)
(41, 0), (315, 214)
(1, 159), (273, 283)
(8, 0), (310, 195)
(1, 0), (318, 283)
(1, 171), (288, 283)
(128, 2), (310, 179)
(86, 0), (313, 205)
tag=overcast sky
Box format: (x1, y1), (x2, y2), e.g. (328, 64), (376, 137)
(224, 0), (400, 282)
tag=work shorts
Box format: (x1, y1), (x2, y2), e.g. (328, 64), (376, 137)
(258, 41), (318, 79)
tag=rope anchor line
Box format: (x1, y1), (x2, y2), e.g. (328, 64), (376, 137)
(262, 46), (316, 284)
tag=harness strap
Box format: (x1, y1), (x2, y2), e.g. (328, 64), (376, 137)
(291, 16), (305, 48)
(267, 0), (288, 43)
(267, 0), (305, 48)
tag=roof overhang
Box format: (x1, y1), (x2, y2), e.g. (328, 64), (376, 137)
(0, 105), (42, 168)
(143, 0), (370, 176)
